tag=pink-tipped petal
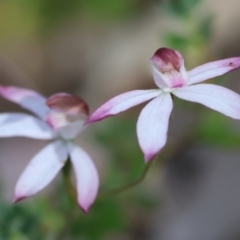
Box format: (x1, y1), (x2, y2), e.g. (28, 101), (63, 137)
(46, 93), (89, 116)
(150, 48), (188, 90)
(173, 84), (240, 119)
(188, 57), (240, 85)
(13, 141), (68, 202)
(88, 90), (160, 123)
(0, 113), (55, 139)
(0, 85), (49, 119)
(67, 143), (99, 213)
(137, 93), (173, 162)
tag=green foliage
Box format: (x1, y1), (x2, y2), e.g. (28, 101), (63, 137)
(71, 199), (126, 240)
(0, 1), (38, 39)
(0, 193), (126, 240)
(164, 33), (190, 52)
(38, 0), (82, 28)
(0, 199), (57, 240)
(0, 0), (141, 36)
(95, 116), (146, 189)
(164, 13), (213, 50)
(198, 15), (213, 41)
(196, 111), (240, 148)
(163, 0), (202, 17)
(80, 0), (139, 20)
(162, 0), (212, 68)
(34, 0), (139, 31)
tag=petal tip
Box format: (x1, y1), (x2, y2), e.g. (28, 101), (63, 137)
(81, 206), (89, 214)
(0, 85), (11, 98)
(12, 194), (27, 203)
(85, 117), (94, 124)
(144, 152), (157, 162)
(87, 113), (110, 124)
(78, 201), (91, 214)
(77, 193), (97, 214)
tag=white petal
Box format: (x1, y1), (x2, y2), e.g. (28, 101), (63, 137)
(137, 93), (173, 162)
(59, 119), (85, 140)
(0, 85), (49, 119)
(68, 143), (99, 213)
(150, 64), (169, 90)
(188, 57), (240, 85)
(173, 84), (240, 119)
(0, 113), (55, 139)
(13, 141), (68, 201)
(87, 89), (161, 123)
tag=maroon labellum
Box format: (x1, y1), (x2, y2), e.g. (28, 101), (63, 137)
(46, 93), (89, 116)
(151, 47), (182, 73)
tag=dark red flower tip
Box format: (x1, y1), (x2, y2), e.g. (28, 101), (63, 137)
(46, 93), (89, 116)
(151, 47), (182, 72)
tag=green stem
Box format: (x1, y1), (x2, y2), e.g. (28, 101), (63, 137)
(57, 159), (78, 239)
(97, 104), (206, 200)
(98, 159), (154, 199)
(62, 158), (76, 205)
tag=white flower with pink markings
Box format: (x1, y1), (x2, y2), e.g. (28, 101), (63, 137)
(88, 47), (240, 161)
(0, 86), (99, 213)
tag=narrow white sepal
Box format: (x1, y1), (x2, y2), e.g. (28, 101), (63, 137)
(13, 140), (68, 202)
(0, 113), (55, 139)
(68, 142), (99, 213)
(137, 93), (173, 162)
(173, 84), (240, 119)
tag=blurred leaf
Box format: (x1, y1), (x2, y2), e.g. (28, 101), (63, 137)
(198, 15), (213, 41)
(32, 198), (64, 232)
(133, 191), (159, 209)
(0, 202), (42, 240)
(164, 33), (190, 51)
(163, 0), (202, 17)
(36, 0), (139, 31)
(0, 192), (67, 240)
(195, 111), (240, 148)
(95, 116), (146, 189)
(0, 1), (38, 40)
(81, 0), (139, 20)
(72, 199), (127, 240)
(36, 0), (82, 30)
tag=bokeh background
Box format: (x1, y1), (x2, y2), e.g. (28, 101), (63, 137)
(1, 0), (240, 239)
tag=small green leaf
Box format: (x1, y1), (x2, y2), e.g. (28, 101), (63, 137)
(164, 33), (190, 51)
(72, 199), (126, 240)
(198, 15), (213, 41)
(196, 111), (240, 148)
(162, 0), (202, 17)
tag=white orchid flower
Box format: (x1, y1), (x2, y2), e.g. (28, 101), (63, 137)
(0, 86), (99, 213)
(88, 47), (240, 162)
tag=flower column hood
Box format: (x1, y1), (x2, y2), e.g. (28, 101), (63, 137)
(150, 48), (188, 90)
